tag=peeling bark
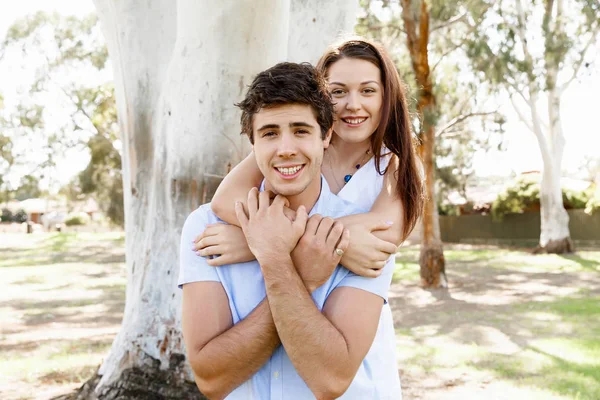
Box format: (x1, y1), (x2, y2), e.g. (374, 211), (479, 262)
(66, 0), (360, 397)
(400, 0), (447, 288)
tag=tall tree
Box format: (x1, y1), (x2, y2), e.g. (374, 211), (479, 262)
(466, 0), (600, 253)
(0, 12), (123, 223)
(359, 0), (494, 287)
(62, 0), (360, 397)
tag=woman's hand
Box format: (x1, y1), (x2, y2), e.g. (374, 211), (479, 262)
(193, 223), (255, 266)
(341, 220), (398, 278)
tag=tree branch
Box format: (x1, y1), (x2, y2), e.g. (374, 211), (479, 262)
(510, 95), (534, 133)
(430, 12), (467, 33)
(560, 23), (600, 93)
(436, 111), (499, 137)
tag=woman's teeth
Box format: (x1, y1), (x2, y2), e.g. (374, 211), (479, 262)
(277, 165), (302, 175)
(343, 117), (367, 124)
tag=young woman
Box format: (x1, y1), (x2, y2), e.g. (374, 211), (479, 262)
(194, 38), (423, 278)
(193, 37), (422, 396)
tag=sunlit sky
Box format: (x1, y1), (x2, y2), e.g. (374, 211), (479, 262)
(1, 1), (599, 192)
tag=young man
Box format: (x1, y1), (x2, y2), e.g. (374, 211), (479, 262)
(179, 62), (400, 399)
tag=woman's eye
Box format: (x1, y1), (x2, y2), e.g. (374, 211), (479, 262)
(331, 89), (345, 96)
(363, 88), (376, 94)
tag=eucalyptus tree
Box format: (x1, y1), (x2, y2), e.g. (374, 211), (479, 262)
(466, 0), (600, 253)
(0, 12), (123, 223)
(358, 0), (495, 287)
(57, 0), (361, 397)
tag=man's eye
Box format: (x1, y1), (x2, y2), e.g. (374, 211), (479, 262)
(296, 129), (309, 135)
(263, 131), (276, 137)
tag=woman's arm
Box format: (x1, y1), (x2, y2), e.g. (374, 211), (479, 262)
(336, 156), (405, 277)
(211, 152), (264, 226)
(369, 155), (404, 245)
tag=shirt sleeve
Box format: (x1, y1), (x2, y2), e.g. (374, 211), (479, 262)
(336, 255), (394, 303)
(178, 206), (221, 288)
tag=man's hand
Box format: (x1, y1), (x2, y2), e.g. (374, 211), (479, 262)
(235, 187), (308, 264)
(291, 215), (350, 292)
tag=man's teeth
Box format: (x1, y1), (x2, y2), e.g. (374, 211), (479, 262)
(277, 165), (302, 175)
(344, 117), (367, 124)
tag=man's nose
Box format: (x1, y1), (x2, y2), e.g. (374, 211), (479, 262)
(277, 133), (297, 157)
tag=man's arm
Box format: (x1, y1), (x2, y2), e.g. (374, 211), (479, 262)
(179, 207), (280, 399)
(262, 255), (383, 400)
(182, 282), (280, 399)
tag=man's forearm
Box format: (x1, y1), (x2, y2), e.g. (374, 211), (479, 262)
(191, 299), (280, 399)
(261, 255), (353, 399)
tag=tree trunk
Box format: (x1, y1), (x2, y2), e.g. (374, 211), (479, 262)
(400, 0), (447, 288)
(538, 1), (573, 254)
(59, 1), (359, 398)
(538, 83), (573, 254)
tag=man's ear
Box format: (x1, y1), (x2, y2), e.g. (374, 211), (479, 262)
(323, 127), (333, 149)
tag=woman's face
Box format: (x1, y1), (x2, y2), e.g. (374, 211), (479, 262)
(327, 57), (383, 145)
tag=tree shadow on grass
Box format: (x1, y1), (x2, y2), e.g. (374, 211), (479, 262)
(471, 345), (600, 400)
(0, 247), (125, 268)
(558, 254), (600, 271)
(3, 283), (125, 327)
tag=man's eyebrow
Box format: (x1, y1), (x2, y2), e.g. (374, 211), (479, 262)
(329, 80), (380, 86)
(290, 122), (315, 128)
(257, 123), (280, 131)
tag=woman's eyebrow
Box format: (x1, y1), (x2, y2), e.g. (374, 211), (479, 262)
(329, 80), (380, 86)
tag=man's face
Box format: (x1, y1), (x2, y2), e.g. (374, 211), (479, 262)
(252, 103), (331, 198)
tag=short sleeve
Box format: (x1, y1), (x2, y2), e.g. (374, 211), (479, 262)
(336, 255), (394, 303)
(178, 205), (221, 288)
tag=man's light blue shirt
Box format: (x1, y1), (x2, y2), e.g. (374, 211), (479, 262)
(178, 177), (400, 399)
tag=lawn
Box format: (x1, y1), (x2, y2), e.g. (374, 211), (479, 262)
(0, 233), (126, 400)
(392, 245), (600, 399)
(1, 233), (599, 399)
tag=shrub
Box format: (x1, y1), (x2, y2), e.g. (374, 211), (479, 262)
(491, 176), (593, 221)
(491, 175), (539, 221)
(585, 190), (600, 215)
(64, 212), (90, 226)
(13, 209), (28, 223)
(1, 208), (12, 222)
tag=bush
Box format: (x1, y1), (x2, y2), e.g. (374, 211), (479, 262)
(491, 176), (593, 221)
(563, 187), (593, 209)
(491, 175), (539, 221)
(585, 190), (600, 215)
(1, 208), (12, 222)
(13, 209), (28, 223)
(64, 212), (91, 226)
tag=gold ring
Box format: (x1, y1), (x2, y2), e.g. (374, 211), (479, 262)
(335, 248), (344, 257)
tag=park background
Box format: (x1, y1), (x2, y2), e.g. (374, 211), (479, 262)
(1, 0), (599, 399)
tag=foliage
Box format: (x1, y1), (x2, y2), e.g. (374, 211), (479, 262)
(14, 175), (42, 201)
(13, 209), (28, 223)
(492, 175), (594, 220)
(64, 212), (90, 226)
(0, 12), (123, 225)
(1, 208), (12, 222)
(585, 190), (600, 215)
(356, 0), (504, 204)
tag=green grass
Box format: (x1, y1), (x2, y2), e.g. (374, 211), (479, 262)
(393, 245), (600, 399)
(0, 232), (126, 398)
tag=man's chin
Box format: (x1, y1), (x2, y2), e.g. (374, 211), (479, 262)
(268, 182), (305, 198)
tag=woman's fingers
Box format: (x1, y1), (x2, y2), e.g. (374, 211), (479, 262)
(196, 244), (222, 257)
(375, 237), (399, 255)
(194, 234), (221, 250)
(326, 221), (344, 248)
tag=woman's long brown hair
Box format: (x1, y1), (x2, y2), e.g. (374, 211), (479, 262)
(317, 38), (424, 241)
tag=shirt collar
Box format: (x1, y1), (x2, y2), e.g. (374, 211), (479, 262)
(259, 175), (331, 216)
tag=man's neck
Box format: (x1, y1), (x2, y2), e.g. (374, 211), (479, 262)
(264, 177), (322, 214)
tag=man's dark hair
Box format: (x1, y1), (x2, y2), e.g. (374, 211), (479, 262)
(236, 62), (334, 144)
